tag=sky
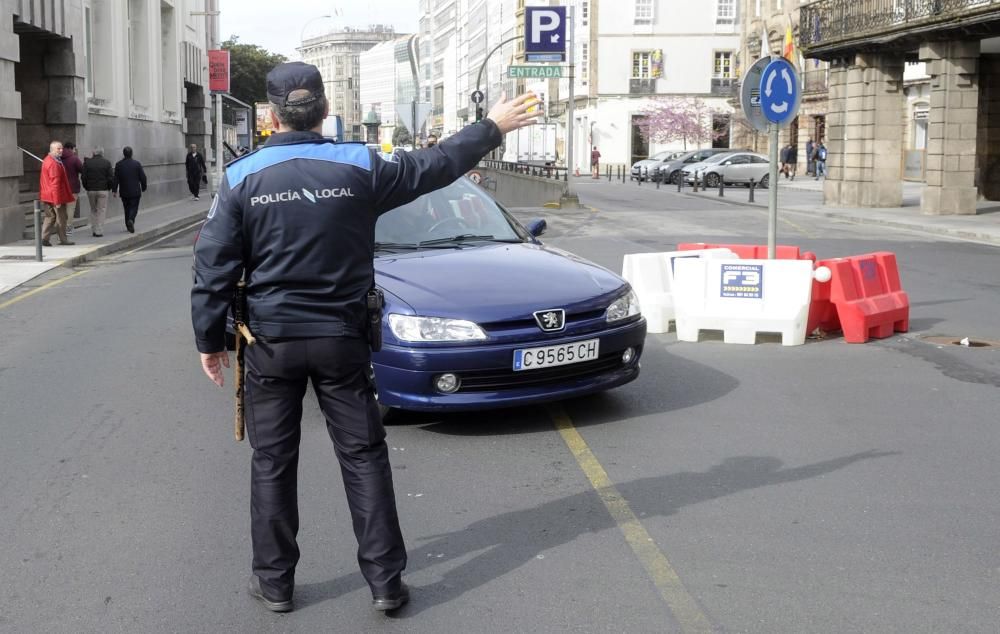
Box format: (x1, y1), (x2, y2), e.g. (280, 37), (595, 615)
(219, 0), (420, 60)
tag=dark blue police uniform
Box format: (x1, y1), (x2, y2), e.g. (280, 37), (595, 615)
(192, 121), (502, 605)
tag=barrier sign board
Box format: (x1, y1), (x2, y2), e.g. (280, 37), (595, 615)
(208, 50), (230, 93)
(508, 65), (565, 79)
(720, 264), (764, 299)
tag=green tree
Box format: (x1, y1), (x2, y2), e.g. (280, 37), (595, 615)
(222, 36), (287, 106)
(392, 123), (412, 148)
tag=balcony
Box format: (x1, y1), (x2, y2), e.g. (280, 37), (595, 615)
(629, 78), (656, 95)
(710, 77), (736, 97)
(801, 0), (1000, 57)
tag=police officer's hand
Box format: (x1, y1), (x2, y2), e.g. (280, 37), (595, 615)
(201, 351), (230, 387)
(486, 92), (540, 135)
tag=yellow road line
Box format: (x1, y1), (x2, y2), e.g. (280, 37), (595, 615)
(0, 269), (90, 311)
(546, 404), (713, 634)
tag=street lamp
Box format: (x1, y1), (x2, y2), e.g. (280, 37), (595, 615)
(300, 15), (332, 47)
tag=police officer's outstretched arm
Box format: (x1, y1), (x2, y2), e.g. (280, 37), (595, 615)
(191, 178), (244, 386)
(371, 92), (539, 214)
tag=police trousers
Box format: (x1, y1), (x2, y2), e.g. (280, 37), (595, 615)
(243, 336), (406, 600)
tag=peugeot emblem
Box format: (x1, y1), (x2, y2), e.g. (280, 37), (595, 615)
(533, 309), (566, 332)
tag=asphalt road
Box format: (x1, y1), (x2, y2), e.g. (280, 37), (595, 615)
(0, 184), (998, 633)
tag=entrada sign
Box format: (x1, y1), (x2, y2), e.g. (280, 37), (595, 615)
(507, 65), (565, 79)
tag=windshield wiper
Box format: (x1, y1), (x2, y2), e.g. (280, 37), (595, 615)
(418, 234), (520, 246)
(374, 241), (420, 251)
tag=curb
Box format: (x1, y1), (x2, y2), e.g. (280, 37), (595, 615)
(49, 210), (207, 270)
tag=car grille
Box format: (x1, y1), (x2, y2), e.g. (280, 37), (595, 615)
(480, 309), (606, 334)
(457, 352), (627, 392)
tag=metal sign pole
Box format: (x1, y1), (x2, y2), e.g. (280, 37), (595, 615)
(215, 93), (224, 194)
(768, 122), (779, 259)
(566, 6), (574, 187)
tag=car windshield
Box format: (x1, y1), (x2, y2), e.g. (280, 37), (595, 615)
(702, 153), (734, 165)
(375, 178), (528, 248)
(651, 151), (675, 161)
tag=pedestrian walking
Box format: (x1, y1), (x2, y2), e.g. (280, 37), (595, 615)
(185, 144), (207, 200)
(112, 146), (147, 234)
(190, 61), (538, 615)
(425, 134), (438, 148)
(779, 143), (791, 179)
(62, 141), (84, 236)
(39, 140), (75, 246)
(805, 138), (815, 176)
(591, 146), (601, 179)
(81, 147), (114, 237)
(786, 143), (798, 181)
(814, 142), (827, 180)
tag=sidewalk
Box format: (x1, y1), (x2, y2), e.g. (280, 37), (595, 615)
(0, 197), (209, 296)
(574, 175), (1000, 247)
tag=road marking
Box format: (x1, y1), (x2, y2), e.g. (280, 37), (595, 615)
(546, 404), (713, 634)
(0, 269), (90, 311)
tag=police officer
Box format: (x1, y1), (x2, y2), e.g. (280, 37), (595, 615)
(190, 62), (538, 614)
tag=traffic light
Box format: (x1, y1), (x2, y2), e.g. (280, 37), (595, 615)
(475, 106), (484, 122)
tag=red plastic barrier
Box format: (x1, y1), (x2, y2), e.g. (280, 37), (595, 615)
(678, 242), (817, 262)
(815, 252), (909, 343)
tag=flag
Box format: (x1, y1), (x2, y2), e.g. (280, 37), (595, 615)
(783, 23), (795, 62)
(761, 29), (771, 59)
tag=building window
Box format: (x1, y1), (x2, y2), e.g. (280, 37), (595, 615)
(127, 0), (151, 108)
(714, 51), (733, 78)
(634, 0), (653, 25)
(581, 0), (589, 25)
(160, 2), (180, 118)
(717, 0), (735, 24)
(83, 4), (94, 96)
(632, 51), (652, 79)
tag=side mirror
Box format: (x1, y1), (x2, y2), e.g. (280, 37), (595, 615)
(525, 218), (547, 237)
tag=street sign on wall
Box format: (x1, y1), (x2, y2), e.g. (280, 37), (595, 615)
(740, 57), (772, 133)
(525, 6), (566, 62)
(208, 50), (230, 93)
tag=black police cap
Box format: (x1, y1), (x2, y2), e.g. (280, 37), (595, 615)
(266, 62), (325, 107)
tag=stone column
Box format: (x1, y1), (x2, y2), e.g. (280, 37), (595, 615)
(824, 53), (905, 208)
(0, 6), (23, 244)
(920, 40), (980, 215)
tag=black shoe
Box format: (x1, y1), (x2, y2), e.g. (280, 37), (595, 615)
(372, 582), (410, 612)
(248, 575), (293, 613)
(42, 240), (52, 247)
(126, 222), (135, 234)
(59, 241), (76, 245)
(93, 232), (103, 237)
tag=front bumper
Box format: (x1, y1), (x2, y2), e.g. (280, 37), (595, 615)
(372, 318), (646, 412)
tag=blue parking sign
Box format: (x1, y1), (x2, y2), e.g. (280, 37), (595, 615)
(525, 7), (566, 57)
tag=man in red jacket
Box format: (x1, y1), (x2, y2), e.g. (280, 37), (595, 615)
(39, 140), (76, 246)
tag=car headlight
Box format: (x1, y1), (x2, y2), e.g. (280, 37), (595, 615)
(605, 290), (640, 323)
(388, 314), (487, 342)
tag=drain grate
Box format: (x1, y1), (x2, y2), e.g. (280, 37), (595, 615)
(0, 255), (39, 261)
(922, 336), (1000, 349)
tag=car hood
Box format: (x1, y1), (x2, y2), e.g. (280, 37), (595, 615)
(631, 159), (662, 169)
(375, 243), (627, 321)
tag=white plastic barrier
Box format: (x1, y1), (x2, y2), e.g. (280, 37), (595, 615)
(622, 249), (737, 333)
(672, 258), (828, 346)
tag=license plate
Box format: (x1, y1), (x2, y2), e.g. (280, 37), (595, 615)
(513, 339), (600, 371)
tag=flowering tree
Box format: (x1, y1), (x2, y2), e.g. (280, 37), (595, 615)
(640, 97), (726, 150)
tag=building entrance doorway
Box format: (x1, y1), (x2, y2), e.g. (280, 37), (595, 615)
(630, 115), (648, 166)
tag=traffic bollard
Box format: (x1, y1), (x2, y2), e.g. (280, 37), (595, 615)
(677, 175), (682, 192)
(34, 200), (43, 261)
(607, 165), (611, 181)
(656, 171), (660, 189)
(718, 178), (725, 197)
(749, 179), (756, 203)
(693, 174), (699, 193)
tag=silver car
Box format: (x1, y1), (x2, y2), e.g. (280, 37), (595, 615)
(656, 148), (741, 184)
(701, 152), (772, 188)
(630, 150), (682, 181)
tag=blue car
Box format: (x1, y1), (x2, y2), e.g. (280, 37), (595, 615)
(371, 177), (646, 417)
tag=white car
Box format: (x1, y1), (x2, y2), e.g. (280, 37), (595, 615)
(701, 152), (772, 188)
(681, 152), (739, 184)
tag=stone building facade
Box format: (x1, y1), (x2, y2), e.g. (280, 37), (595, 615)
(1, 0), (216, 244)
(801, 0), (1000, 214)
(299, 25), (398, 142)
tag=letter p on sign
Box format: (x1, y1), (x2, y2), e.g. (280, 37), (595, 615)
(525, 6), (566, 54)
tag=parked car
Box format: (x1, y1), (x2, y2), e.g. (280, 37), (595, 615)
(655, 148), (740, 184)
(371, 176), (647, 418)
(681, 151), (741, 184)
(701, 152), (772, 188)
(630, 151), (682, 181)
